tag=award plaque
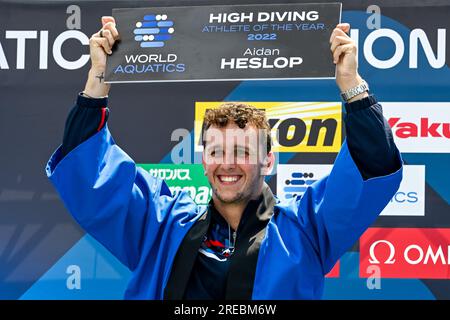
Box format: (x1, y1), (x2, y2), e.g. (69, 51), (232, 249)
(105, 3), (342, 83)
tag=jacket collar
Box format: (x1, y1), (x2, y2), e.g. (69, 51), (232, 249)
(164, 183), (276, 300)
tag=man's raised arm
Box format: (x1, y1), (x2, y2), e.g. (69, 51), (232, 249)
(46, 17), (199, 276)
(294, 23), (403, 275)
(61, 16), (117, 157)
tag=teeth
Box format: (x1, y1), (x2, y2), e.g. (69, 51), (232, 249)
(220, 176), (239, 182)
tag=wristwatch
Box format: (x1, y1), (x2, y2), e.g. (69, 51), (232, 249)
(340, 81), (369, 102)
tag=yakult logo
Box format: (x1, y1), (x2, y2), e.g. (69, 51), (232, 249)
(382, 103), (450, 153)
(360, 228), (450, 279)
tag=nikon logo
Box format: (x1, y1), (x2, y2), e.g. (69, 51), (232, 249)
(195, 101), (342, 153)
(268, 115), (339, 152)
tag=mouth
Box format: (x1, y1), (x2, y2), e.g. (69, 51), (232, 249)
(217, 175), (243, 185)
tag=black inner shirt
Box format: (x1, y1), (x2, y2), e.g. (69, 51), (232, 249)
(183, 198), (261, 299)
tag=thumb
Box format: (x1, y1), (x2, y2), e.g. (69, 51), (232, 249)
(101, 16), (115, 26)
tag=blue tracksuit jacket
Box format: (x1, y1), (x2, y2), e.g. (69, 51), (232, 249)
(46, 94), (403, 299)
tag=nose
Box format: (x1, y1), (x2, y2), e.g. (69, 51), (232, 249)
(222, 150), (237, 169)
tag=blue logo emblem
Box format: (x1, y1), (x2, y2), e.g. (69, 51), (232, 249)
(133, 14), (175, 48)
(283, 172), (317, 199)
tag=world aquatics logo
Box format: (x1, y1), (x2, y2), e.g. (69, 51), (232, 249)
(283, 171), (317, 199)
(133, 14), (175, 48)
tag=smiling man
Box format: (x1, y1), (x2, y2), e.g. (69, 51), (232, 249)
(46, 17), (403, 299)
(201, 105), (274, 228)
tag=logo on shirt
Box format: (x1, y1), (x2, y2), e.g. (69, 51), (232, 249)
(133, 14), (175, 48)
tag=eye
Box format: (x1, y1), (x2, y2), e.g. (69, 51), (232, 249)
(236, 148), (249, 156)
(210, 149), (223, 156)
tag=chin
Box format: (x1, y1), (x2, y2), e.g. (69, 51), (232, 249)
(215, 190), (244, 204)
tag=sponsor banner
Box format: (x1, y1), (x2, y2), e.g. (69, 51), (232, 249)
(326, 261), (340, 278)
(276, 164), (332, 200)
(277, 165), (425, 216)
(195, 102), (342, 153)
(383, 103), (450, 153)
(382, 165), (425, 216)
(105, 3), (341, 82)
(360, 228), (450, 279)
(137, 164), (211, 205)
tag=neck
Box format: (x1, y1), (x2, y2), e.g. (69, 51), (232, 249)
(212, 183), (265, 230)
(212, 199), (247, 231)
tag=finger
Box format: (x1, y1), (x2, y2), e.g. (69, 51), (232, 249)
(98, 37), (112, 54)
(336, 23), (350, 33)
(330, 35), (353, 53)
(91, 36), (112, 54)
(329, 27), (349, 44)
(333, 43), (353, 64)
(101, 29), (115, 47)
(102, 21), (119, 40)
(101, 16), (115, 27)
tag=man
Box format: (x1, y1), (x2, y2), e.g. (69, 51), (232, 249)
(46, 16), (402, 299)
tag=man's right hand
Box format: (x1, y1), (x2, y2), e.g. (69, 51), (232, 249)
(90, 16), (120, 70)
(83, 16), (120, 98)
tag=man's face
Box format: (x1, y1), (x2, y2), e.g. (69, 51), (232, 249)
(202, 122), (274, 204)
